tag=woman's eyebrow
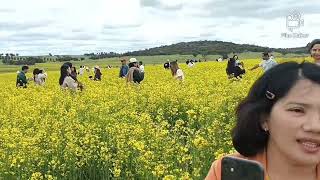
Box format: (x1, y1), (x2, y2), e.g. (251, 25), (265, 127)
(286, 102), (310, 107)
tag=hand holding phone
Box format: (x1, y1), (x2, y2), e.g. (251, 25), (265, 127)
(221, 156), (264, 180)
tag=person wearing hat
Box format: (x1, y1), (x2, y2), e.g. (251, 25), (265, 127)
(307, 39), (320, 65)
(126, 58), (144, 84)
(119, 59), (129, 78)
(250, 52), (278, 72)
(94, 65), (102, 81)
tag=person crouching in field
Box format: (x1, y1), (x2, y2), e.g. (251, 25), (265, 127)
(206, 62), (320, 180)
(126, 58), (144, 84)
(308, 39), (320, 65)
(226, 57), (245, 79)
(170, 61), (184, 81)
(16, 65), (30, 88)
(59, 65), (83, 91)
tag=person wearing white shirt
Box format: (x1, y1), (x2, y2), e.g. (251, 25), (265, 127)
(170, 61), (185, 81)
(33, 68), (47, 86)
(79, 66), (85, 76)
(250, 52), (278, 72)
(139, 61), (145, 72)
(188, 61), (195, 67)
(35, 70), (47, 85)
(59, 64), (83, 91)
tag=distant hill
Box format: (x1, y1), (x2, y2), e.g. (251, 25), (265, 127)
(122, 40), (307, 57)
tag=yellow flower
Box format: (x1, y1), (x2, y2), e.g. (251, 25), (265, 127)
(31, 172), (43, 180)
(163, 175), (176, 180)
(0, 59), (290, 178)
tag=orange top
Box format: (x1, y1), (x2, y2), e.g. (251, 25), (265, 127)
(205, 151), (320, 180)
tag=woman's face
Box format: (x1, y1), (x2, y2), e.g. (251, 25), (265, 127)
(67, 67), (72, 74)
(265, 79), (320, 166)
(311, 44), (320, 62)
(262, 54), (270, 60)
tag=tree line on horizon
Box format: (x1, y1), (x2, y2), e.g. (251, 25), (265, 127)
(1, 40), (308, 65)
(0, 53), (84, 65)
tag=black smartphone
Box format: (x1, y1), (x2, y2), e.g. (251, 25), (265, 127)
(221, 156), (264, 180)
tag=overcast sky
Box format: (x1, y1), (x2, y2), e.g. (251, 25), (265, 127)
(0, 0), (319, 55)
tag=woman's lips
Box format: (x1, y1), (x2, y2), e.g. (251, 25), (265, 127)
(297, 139), (320, 153)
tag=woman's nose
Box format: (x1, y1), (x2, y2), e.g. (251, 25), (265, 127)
(302, 113), (320, 133)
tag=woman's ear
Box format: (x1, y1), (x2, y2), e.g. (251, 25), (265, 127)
(261, 121), (269, 131)
(260, 114), (269, 131)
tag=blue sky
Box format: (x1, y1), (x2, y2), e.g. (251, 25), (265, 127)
(0, 0), (319, 55)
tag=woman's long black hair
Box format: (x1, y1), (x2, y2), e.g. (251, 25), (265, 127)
(33, 68), (40, 81)
(59, 65), (69, 85)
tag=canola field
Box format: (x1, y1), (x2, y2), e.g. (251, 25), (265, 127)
(0, 59), (299, 179)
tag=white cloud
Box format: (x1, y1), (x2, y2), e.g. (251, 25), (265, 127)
(0, 0), (319, 55)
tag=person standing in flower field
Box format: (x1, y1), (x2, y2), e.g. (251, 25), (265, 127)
(188, 60), (195, 68)
(79, 65), (85, 76)
(59, 64), (84, 91)
(164, 59), (170, 69)
(170, 61), (184, 81)
(119, 59), (129, 78)
(94, 66), (102, 81)
(62, 62), (78, 81)
(206, 62), (320, 180)
(139, 61), (145, 81)
(126, 58), (144, 84)
(139, 61), (144, 73)
(33, 68), (47, 86)
(250, 52), (278, 72)
(37, 69), (47, 85)
(16, 65), (29, 88)
(70, 67), (78, 81)
(307, 39), (320, 65)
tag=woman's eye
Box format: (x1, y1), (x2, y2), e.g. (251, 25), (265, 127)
(312, 49), (320, 52)
(289, 108), (304, 113)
